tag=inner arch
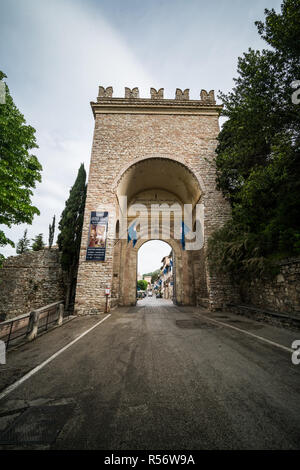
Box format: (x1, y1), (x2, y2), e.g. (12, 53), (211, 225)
(137, 240), (172, 277)
(137, 240), (174, 303)
(116, 157), (202, 206)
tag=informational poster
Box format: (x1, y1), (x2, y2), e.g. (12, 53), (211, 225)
(86, 211), (108, 261)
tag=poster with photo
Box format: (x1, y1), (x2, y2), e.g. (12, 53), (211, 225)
(86, 211), (108, 261)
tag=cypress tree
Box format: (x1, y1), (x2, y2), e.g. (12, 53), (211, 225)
(48, 215), (55, 250)
(16, 229), (30, 254)
(57, 164), (87, 309)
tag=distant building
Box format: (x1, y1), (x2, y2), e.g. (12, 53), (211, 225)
(143, 275), (152, 291)
(154, 251), (173, 300)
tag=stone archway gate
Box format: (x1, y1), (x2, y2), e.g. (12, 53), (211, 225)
(74, 86), (237, 315)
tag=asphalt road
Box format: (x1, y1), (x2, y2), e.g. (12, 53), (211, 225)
(0, 298), (300, 450)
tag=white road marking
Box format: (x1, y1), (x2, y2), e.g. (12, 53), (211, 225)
(195, 312), (294, 353)
(0, 314), (111, 401)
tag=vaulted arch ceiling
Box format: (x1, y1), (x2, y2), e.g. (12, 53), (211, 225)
(116, 158), (201, 207)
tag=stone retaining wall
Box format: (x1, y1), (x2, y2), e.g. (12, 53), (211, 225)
(240, 258), (300, 317)
(0, 249), (65, 321)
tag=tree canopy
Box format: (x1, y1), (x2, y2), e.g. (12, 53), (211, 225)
(0, 71), (42, 263)
(31, 233), (45, 251)
(142, 270), (160, 283)
(48, 215), (55, 250)
(151, 269), (160, 284)
(137, 280), (148, 291)
(208, 0), (300, 279)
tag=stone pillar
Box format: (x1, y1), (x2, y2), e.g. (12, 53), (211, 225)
(75, 206), (116, 315)
(57, 303), (64, 325)
(26, 310), (39, 341)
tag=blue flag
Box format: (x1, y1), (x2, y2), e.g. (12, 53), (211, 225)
(181, 221), (190, 250)
(128, 220), (138, 248)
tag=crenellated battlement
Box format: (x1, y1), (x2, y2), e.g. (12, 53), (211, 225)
(96, 86), (216, 104)
(92, 86), (221, 117)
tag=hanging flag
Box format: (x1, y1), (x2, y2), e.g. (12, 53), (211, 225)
(181, 221), (191, 250)
(128, 220), (138, 248)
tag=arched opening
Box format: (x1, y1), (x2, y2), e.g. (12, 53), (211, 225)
(137, 240), (174, 304)
(75, 93), (235, 316)
(112, 156), (207, 308)
(115, 156), (202, 208)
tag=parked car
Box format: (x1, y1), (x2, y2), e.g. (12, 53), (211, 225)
(137, 290), (147, 299)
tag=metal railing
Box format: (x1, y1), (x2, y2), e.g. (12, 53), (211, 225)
(0, 300), (65, 350)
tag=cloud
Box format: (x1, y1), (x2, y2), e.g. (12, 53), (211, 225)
(0, 0), (154, 256)
(0, 0), (283, 266)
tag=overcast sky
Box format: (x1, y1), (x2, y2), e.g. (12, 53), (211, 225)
(138, 240), (171, 276)
(0, 0), (282, 273)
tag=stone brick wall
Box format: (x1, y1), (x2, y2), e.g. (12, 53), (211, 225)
(0, 249), (65, 321)
(75, 88), (235, 314)
(240, 258), (300, 317)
